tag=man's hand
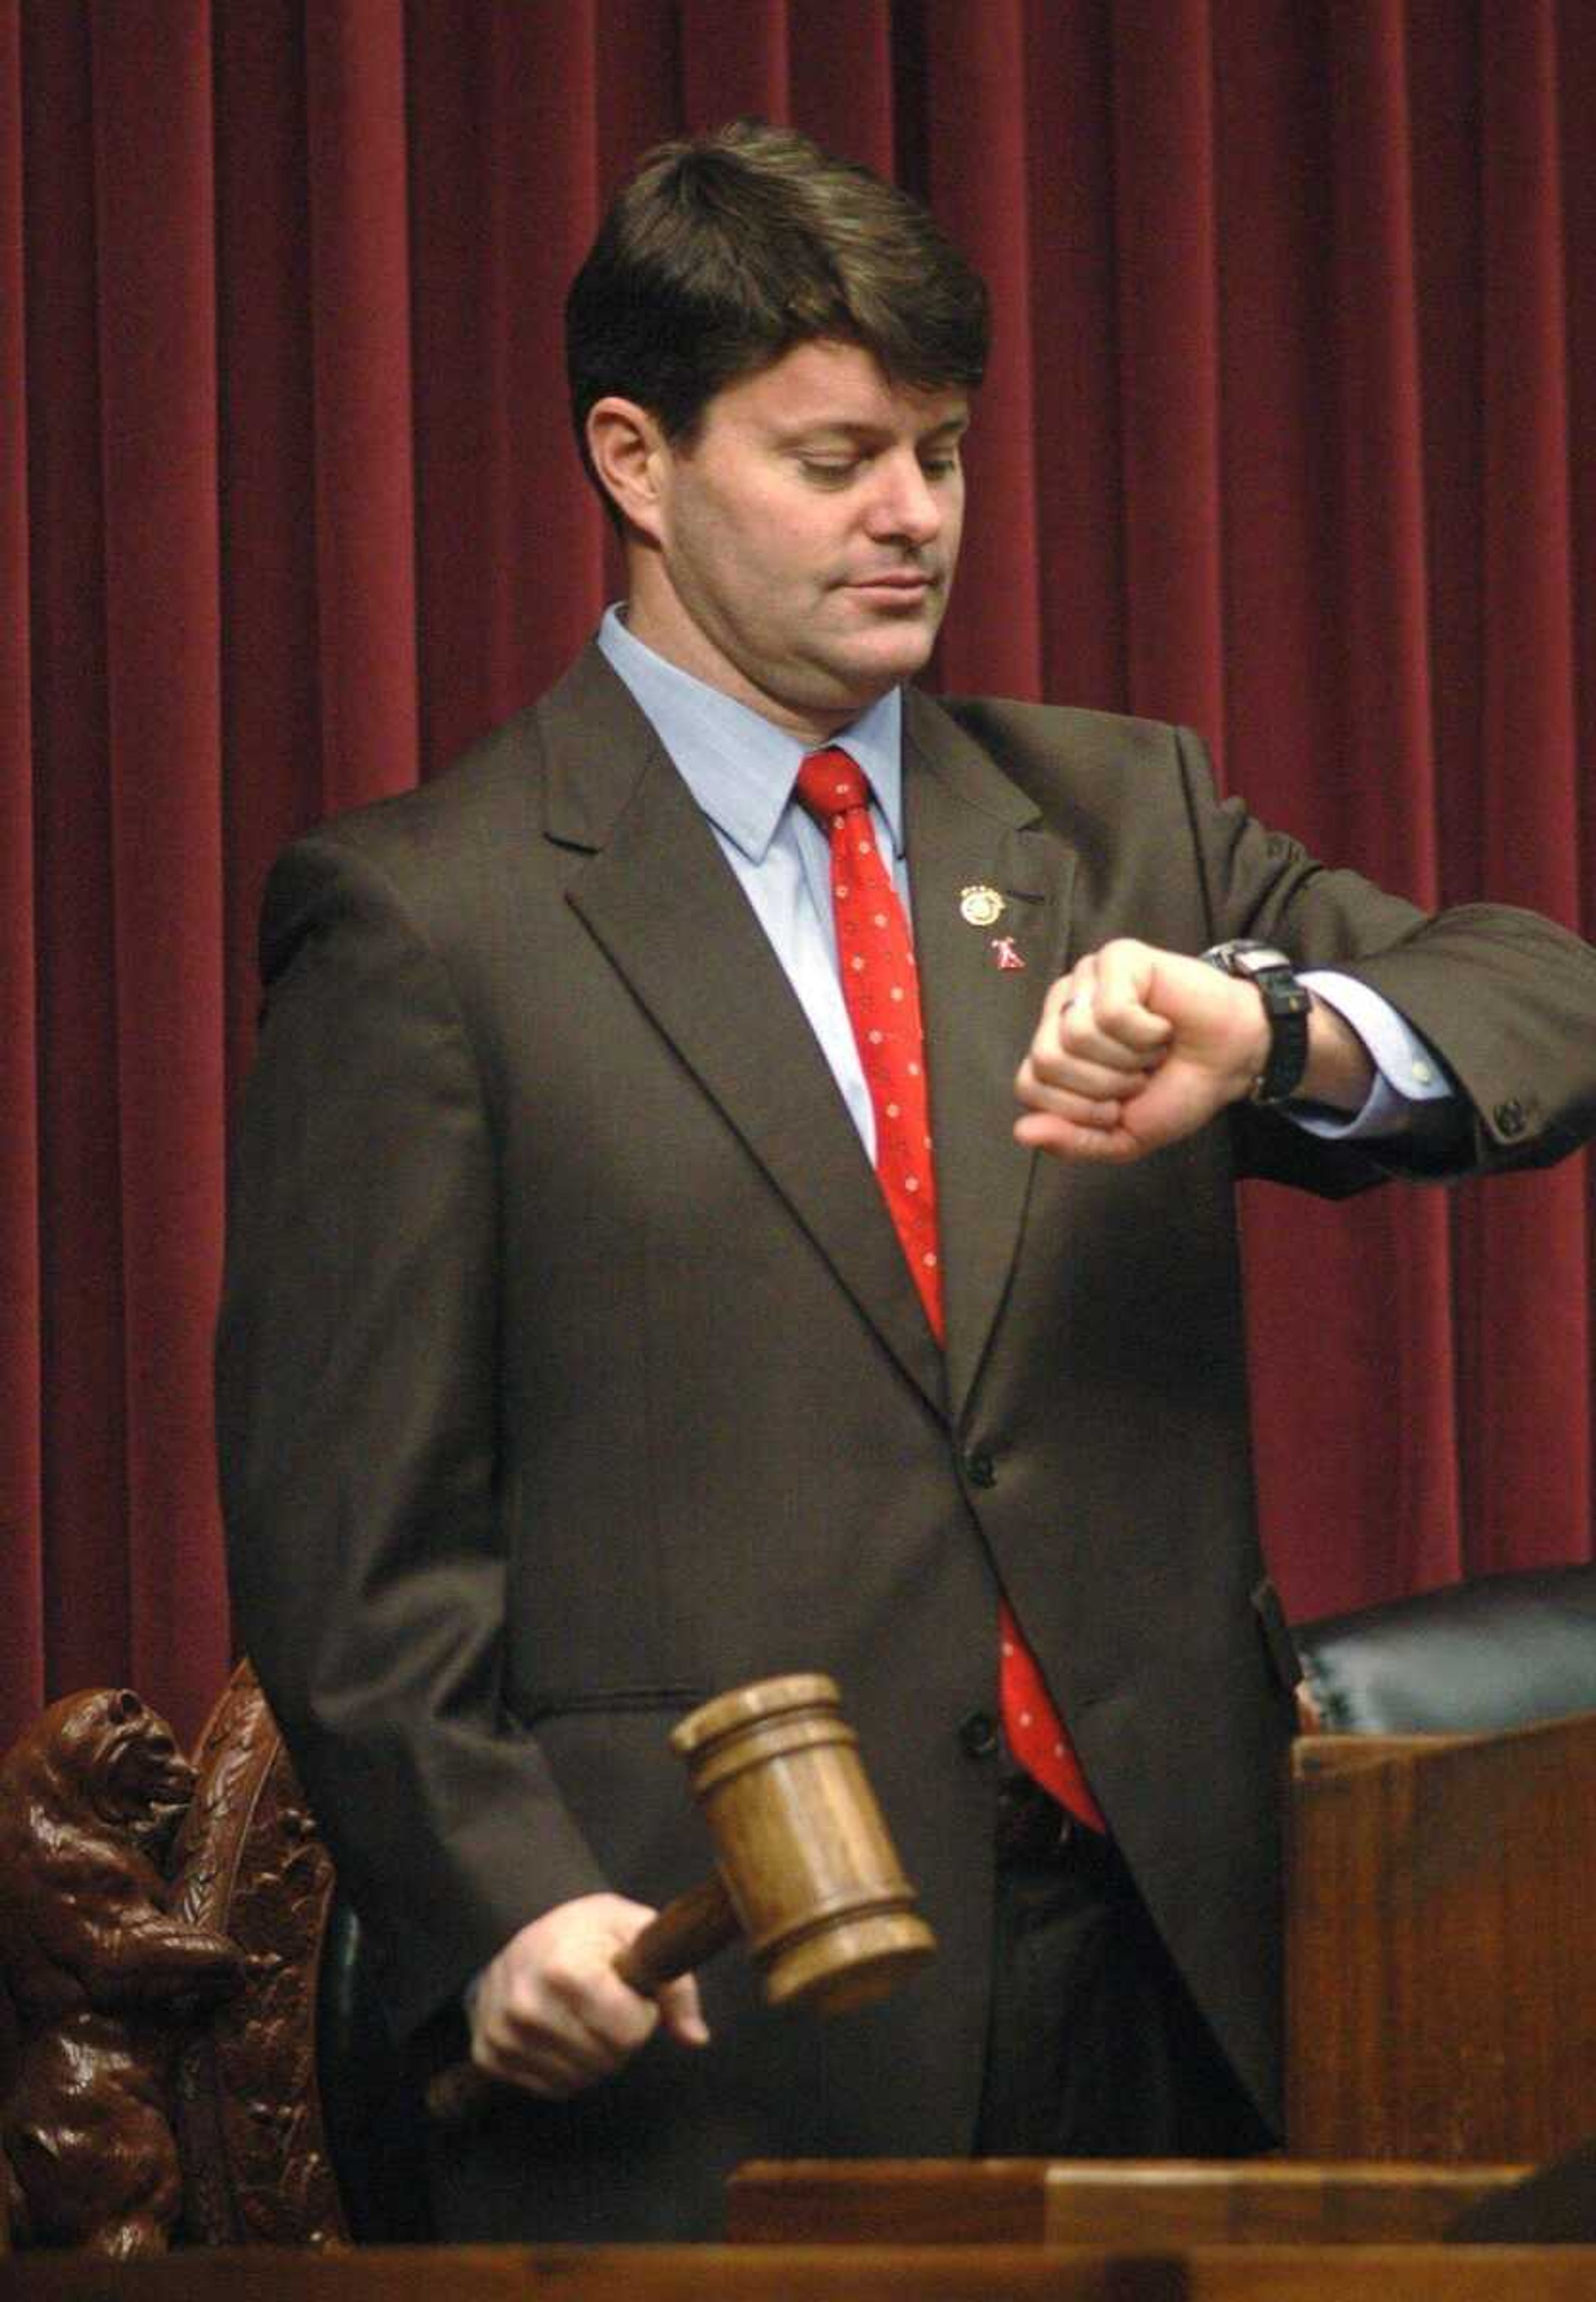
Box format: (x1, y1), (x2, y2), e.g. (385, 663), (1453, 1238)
(1015, 939), (1377, 1163)
(1013, 939), (1272, 1164)
(468, 1892), (709, 2098)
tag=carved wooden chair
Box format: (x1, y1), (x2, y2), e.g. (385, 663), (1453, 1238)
(175, 1664), (433, 2246)
(0, 1663), (430, 2254)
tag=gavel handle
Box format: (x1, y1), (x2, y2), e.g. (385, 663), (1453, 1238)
(612, 1871), (736, 1993)
(426, 1871), (738, 2124)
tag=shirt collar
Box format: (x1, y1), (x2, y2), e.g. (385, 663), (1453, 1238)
(598, 604), (905, 863)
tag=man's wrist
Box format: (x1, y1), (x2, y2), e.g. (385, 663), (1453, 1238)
(1200, 941), (1313, 1104)
(1298, 992), (1378, 1113)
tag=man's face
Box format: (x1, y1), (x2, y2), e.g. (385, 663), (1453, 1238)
(626, 340), (969, 738)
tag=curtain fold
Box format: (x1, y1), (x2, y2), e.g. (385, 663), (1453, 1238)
(214, 1), (318, 1094)
(1461, 0), (1592, 1568)
(408, 0), (609, 769)
(305, 2), (419, 812)
(1113, 0), (1229, 741)
(90, 0), (232, 1715)
(1239, 0), (1464, 1605)
(1, 0), (43, 1721)
(5, 0), (1592, 1748)
(924, 0), (1045, 701)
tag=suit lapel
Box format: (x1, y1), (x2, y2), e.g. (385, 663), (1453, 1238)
(542, 649), (946, 1415)
(903, 691), (1077, 1420)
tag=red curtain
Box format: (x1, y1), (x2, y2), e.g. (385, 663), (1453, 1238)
(5, 0), (1593, 1752)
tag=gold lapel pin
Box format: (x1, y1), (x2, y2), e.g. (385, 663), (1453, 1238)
(959, 884), (1005, 928)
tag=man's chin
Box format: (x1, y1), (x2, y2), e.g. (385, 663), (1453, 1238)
(750, 626), (945, 732)
(817, 626), (942, 702)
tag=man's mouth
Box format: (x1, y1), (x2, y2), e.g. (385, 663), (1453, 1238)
(847, 568), (938, 600)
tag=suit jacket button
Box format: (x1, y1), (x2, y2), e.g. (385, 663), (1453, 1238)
(1494, 1098), (1528, 1139)
(964, 1450), (997, 1489)
(959, 1709), (1000, 1759)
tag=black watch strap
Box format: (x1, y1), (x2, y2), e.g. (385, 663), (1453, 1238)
(1200, 940), (1312, 1105)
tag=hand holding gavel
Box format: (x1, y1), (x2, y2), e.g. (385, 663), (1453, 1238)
(428, 1673), (935, 2122)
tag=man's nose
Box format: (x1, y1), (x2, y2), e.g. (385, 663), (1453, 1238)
(864, 452), (943, 545)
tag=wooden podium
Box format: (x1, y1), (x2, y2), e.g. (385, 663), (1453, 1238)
(1287, 1708), (1596, 2162)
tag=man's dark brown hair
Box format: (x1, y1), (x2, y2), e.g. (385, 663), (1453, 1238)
(566, 118), (989, 498)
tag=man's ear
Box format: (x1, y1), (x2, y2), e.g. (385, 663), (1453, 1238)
(586, 396), (670, 541)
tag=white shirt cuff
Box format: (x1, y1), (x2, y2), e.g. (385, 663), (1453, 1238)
(1288, 971), (1454, 1139)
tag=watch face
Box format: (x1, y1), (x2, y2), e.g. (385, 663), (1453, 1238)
(1235, 946), (1291, 980)
(1203, 939), (1291, 981)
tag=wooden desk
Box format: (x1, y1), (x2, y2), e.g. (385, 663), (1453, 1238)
(3, 2245), (1596, 2302)
(727, 2156), (1524, 2244)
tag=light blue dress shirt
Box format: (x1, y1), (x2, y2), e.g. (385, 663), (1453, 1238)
(597, 606), (1451, 1153)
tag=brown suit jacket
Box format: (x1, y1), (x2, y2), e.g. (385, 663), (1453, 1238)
(217, 644), (1596, 2238)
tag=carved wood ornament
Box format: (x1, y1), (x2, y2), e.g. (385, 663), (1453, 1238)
(0, 1687), (242, 2253)
(0, 1665), (347, 2253)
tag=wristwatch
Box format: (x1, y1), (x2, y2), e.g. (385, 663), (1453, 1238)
(1199, 939), (1312, 1106)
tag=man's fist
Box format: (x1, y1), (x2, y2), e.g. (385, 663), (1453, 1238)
(468, 1892), (709, 2098)
(1014, 939), (1271, 1164)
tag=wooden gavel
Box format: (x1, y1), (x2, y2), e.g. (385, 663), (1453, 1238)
(428, 1672), (935, 2122)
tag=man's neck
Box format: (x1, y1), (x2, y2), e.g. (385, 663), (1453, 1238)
(616, 599), (891, 748)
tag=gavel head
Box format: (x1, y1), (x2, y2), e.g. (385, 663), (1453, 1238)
(670, 1674), (936, 2016)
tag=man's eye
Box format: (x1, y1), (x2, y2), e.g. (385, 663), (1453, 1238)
(800, 458), (860, 483)
(921, 453), (961, 479)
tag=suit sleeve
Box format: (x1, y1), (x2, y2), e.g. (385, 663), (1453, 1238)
(215, 831), (607, 2040)
(1171, 725), (1596, 1190)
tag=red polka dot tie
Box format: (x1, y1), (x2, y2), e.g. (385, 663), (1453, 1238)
(795, 748), (1103, 1831)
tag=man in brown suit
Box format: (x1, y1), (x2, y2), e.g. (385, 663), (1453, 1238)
(217, 123), (1596, 2240)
